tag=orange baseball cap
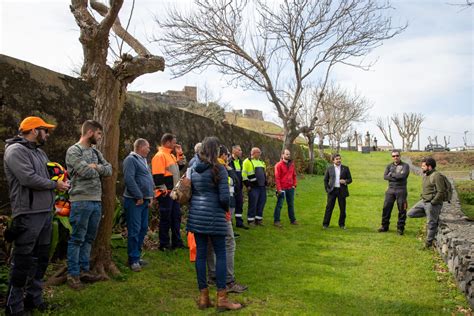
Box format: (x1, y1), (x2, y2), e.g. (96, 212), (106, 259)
(19, 116), (56, 132)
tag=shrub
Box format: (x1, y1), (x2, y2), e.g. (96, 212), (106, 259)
(312, 158), (329, 175)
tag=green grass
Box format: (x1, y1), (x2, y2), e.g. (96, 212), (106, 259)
(45, 151), (470, 315)
(455, 180), (474, 219)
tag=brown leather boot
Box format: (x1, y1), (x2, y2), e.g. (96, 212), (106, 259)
(216, 289), (242, 311)
(198, 288), (213, 310)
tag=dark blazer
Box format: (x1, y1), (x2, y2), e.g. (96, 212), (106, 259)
(324, 164), (352, 197)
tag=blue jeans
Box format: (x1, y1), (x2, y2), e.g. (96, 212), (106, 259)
(194, 233), (226, 290)
(124, 197), (149, 264)
(67, 201), (102, 276)
(273, 188), (296, 223)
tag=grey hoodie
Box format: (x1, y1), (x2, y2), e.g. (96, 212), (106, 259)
(65, 142), (112, 202)
(4, 136), (56, 218)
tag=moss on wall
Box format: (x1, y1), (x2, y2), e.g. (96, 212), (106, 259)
(0, 54), (301, 213)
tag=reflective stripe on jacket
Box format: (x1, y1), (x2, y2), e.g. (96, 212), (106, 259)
(242, 158), (266, 187)
(151, 147), (180, 191)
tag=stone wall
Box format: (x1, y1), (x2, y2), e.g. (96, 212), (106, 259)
(0, 54), (298, 213)
(407, 159), (474, 308)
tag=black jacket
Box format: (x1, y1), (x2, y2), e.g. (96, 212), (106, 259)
(324, 164), (352, 197)
(384, 161), (409, 189)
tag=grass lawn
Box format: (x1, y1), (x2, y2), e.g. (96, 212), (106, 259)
(46, 151), (470, 315)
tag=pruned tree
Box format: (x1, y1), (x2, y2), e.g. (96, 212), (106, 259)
(157, 0), (405, 149)
(376, 117), (395, 148)
(427, 136), (433, 146)
(70, 0), (164, 278)
(321, 85), (370, 153)
(443, 136), (451, 148)
(391, 113), (424, 152)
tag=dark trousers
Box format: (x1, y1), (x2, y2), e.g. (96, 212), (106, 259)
(7, 212), (52, 314)
(381, 187), (407, 230)
(194, 233), (226, 290)
(158, 195), (183, 248)
(234, 190), (244, 226)
(248, 186), (267, 222)
(323, 188), (346, 227)
(273, 188), (296, 223)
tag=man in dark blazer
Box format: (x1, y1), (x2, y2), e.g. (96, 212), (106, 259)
(323, 153), (352, 229)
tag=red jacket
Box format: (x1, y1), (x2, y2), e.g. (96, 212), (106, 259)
(275, 159), (297, 191)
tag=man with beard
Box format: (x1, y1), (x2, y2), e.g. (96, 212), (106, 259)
(407, 157), (447, 249)
(65, 120), (112, 290)
(322, 154), (352, 229)
(4, 116), (70, 315)
(378, 150), (410, 235)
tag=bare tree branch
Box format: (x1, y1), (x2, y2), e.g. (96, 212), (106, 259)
(376, 117), (395, 148)
(391, 113), (424, 151)
(156, 0), (405, 148)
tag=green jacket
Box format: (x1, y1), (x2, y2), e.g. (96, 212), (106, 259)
(421, 169), (446, 205)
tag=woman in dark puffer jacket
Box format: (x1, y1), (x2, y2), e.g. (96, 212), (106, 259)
(187, 137), (242, 311)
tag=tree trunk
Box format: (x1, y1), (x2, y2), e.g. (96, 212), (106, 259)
(306, 134), (316, 174)
(283, 128), (299, 150)
(90, 67), (125, 278)
(318, 134), (325, 158)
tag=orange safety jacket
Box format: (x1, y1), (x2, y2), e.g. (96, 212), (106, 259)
(151, 147), (180, 197)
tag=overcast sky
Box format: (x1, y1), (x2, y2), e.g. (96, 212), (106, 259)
(1, 0), (473, 148)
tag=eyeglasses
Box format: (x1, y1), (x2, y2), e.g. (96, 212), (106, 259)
(37, 128), (49, 134)
(392, 155), (400, 157)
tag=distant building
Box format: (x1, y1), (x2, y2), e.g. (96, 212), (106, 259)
(131, 86), (197, 107)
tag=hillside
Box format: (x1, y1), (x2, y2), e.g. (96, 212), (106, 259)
(225, 112), (307, 144)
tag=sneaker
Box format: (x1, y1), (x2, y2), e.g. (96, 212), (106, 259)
(67, 275), (85, 291)
(322, 225), (328, 230)
(290, 221), (299, 225)
(226, 281), (248, 294)
(273, 221), (283, 228)
(339, 226), (346, 230)
(139, 259), (149, 267)
(236, 224), (249, 230)
(80, 271), (102, 283)
(130, 262), (141, 272)
(377, 227), (388, 233)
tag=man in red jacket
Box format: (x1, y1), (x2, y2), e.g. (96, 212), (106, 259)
(273, 149), (298, 227)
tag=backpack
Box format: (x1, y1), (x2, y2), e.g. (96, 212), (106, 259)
(430, 171), (453, 203)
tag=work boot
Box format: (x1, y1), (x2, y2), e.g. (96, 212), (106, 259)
(397, 229), (404, 236)
(236, 224), (249, 230)
(273, 221), (283, 228)
(216, 289), (242, 311)
(67, 275), (85, 291)
(198, 288), (213, 310)
(248, 221), (256, 227)
(255, 219), (264, 226)
(80, 271), (103, 283)
(377, 226), (388, 233)
(290, 220), (299, 225)
(226, 281), (248, 294)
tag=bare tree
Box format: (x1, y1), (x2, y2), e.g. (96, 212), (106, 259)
(463, 130), (469, 147)
(157, 0), (405, 149)
(391, 113), (424, 152)
(427, 136), (433, 146)
(443, 136), (451, 148)
(70, 0), (164, 278)
(322, 85), (370, 152)
(376, 117), (395, 148)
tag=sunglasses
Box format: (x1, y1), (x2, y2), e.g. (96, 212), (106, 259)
(37, 128), (49, 134)
(392, 155), (400, 157)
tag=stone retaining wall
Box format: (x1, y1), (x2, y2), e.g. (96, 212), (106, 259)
(406, 158), (474, 308)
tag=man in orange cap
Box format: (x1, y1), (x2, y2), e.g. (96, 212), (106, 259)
(4, 116), (69, 315)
